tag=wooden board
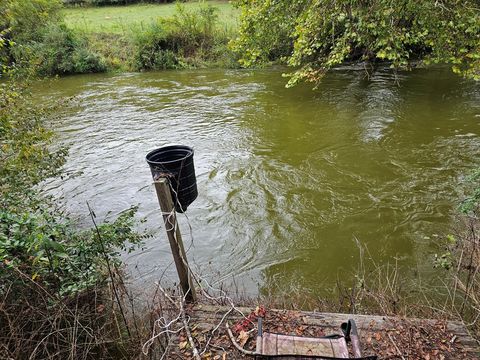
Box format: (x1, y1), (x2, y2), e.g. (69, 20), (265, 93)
(259, 332), (348, 358)
(190, 304), (480, 358)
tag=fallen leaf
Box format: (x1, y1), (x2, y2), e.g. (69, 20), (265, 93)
(179, 341), (188, 350)
(237, 330), (249, 347)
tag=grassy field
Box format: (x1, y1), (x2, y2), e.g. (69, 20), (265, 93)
(62, 1), (239, 34)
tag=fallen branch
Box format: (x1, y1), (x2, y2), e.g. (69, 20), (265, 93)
(225, 321), (257, 356)
(179, 296), (201, 360)
(156, 285), (201, 360)
(387, 332), (406, 360)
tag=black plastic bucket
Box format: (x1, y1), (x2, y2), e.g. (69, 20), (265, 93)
(146, 145), (198, 213)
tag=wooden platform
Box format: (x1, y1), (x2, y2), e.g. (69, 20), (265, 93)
(188, 305), (480, 359)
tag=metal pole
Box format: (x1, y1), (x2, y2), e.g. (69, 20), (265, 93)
(154, 178), (196, 302)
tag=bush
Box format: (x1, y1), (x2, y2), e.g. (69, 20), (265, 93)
(3, 0), (62, 43)
(133, 4), (232, 70)
(14, 24), (106, 76)
(134, 22), (183, 70)
(3, 0), (106, 76)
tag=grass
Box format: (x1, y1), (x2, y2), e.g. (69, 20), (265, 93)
(62, 0), (239, 35)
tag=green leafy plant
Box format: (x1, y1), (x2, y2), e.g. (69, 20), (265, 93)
(2, 0), (106, 76)
(134, 4), (232, 70)
(0, 205), (144, 296)
(232, 0), (480, 86)
(460, 168), (480, 215)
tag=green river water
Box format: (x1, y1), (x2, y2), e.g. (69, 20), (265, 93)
(40, 67), (480, 299)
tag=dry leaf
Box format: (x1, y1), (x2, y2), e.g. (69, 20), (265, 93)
(222, 353), (227, 360)
(237, 330), (249, 347)
(179, 341), (188, 350)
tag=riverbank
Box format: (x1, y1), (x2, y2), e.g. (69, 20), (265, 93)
(62, 1), (239, 71)
(60, 1), (240, 73)
(0, 1), (241, 77)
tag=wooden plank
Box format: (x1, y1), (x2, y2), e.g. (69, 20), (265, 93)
(190, 305), (479, 356)
(260, 333), (340, 357)
(262, 333), (278, 355)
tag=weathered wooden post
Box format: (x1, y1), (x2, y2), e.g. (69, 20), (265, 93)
(154, 178), (196, 302)
(146, 145), (198, 303)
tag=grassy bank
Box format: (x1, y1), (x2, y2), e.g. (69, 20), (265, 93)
(62, 1), (239, 34)
(60, 1), (240, 72)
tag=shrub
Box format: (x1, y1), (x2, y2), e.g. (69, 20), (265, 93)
(20, 24), (106, 76)
(134, 22), (183, 70)
(3, 0), (62, 43)
(3, 0), (106, 76)
(11, 23), (106, 76)
(133, 4), (232, 70)
(163, 4), (219, 56)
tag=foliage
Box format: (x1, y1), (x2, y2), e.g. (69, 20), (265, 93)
(232, 0), (480, 86)
(163, 4), (219, 56)
(134, 21), (183, 70)
(0, 205), (143, 296)
(134, 4), (232, 70)
(0, 36), (150, 358)
(21, 23), (106, 76)
(1, 0), (62, 43)
(0, 83), (66, 203)
(2, 0), (106, 76)
(460, 168), (480, 215)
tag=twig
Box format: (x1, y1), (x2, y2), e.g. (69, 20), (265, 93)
(200, 306), (234, 355)
(155, 285), (200, 360)
(179, 298), (201, 360)
(225, 321), (257, 356)
(387, 332), (405, 360)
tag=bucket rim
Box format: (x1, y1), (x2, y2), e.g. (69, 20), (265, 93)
(146, 145), (194, 165)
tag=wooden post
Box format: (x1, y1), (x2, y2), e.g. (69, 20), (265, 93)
(154, 178), (196, 303)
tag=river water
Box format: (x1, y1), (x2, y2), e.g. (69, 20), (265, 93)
(39, 67), (480, 298)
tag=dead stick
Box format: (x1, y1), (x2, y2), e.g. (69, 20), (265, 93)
(387, 332), (406, 360)
(226, 321), (257, 356)
(179, 298), (201, 360)
(157, 285), (200, 360)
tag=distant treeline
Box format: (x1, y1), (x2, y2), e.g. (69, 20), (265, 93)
(63, 0), (177, 5)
